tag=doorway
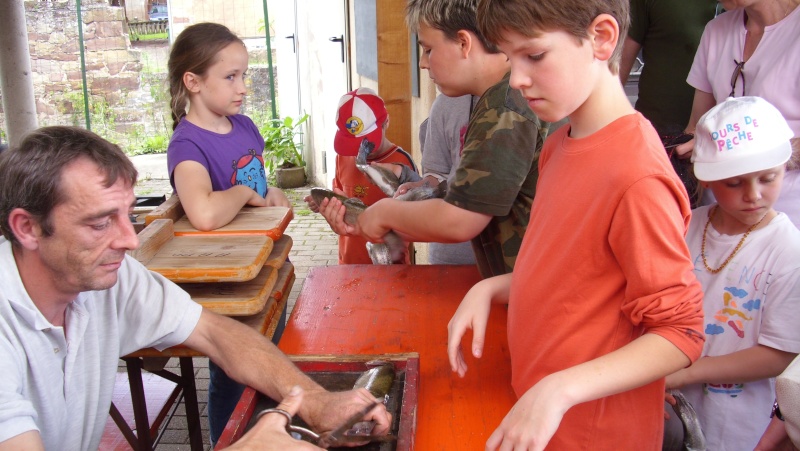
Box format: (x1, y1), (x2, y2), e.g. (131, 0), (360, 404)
(275, 0), (350, 188)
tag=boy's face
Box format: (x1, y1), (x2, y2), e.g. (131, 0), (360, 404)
(706, 166), (784, 229)
(417, 23), (470, 97)
(498, 29), (595, 123)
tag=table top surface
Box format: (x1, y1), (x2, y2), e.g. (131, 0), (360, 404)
(277, 264), (515, 449)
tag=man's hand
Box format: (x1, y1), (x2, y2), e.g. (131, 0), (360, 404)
(300, 387), (392, 440)
(228, 386), (322, 450)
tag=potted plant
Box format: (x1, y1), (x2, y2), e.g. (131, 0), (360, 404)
(262, 113), (309, 188)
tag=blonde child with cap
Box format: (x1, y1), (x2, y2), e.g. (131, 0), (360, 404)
(666, 96), (800, 450)
(304, 87), (418, 264)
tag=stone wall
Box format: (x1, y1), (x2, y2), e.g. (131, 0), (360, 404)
(0, 0), (276, 153)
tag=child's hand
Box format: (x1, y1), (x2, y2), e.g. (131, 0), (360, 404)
(354, 199), (392, 242)
(318, 189), (359, 236)
(486, 375), (568, 451)
(265, 187), (291, 208)
(665, 367), (689, 390)
(394, 176), (436, 198)
(447, 279), (497, 378)
(303, 195), (319, 213)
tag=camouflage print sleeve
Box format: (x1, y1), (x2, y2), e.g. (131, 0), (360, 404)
(445, 73), (548, 218)
(444, 73), (549, 277)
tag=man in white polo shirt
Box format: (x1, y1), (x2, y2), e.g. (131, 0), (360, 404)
(0, 126), (389, 450)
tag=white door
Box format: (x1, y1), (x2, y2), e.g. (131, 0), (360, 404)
(272, 0), (301, 119)
(294, 0), (349, 188)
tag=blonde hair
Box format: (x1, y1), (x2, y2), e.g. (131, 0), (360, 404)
(167, 23), (244, 130)
(476, 0), (630, 73)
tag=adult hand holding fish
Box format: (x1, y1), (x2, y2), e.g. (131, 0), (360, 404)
(229, 386), (324, 450)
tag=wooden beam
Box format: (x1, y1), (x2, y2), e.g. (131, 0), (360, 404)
(376, 0), (412, 155)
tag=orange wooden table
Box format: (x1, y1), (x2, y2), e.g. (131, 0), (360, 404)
(221, 264), (516, 449)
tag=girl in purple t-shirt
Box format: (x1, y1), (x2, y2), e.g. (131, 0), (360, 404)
(165, 22), (292, 445)
(166, 22), (290, 232)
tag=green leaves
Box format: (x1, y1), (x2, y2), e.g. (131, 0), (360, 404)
(261, 113), (309, 173)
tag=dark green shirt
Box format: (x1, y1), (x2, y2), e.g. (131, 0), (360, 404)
(629, 0), (718, 137)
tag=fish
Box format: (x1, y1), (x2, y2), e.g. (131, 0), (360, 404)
(338, 361), (397, 441)
(316, 138), (445, 265)
(354, 361), (396, 400)
(355, 139), (402, 197)
(309, 188), (408, 264)
(666, 389), (707, 451)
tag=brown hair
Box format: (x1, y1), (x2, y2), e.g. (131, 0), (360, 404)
(0, 126), (138, 245)
(476, 0), (630, 73)
(405, 0), (500, 54)
(167, 22), (244, 130)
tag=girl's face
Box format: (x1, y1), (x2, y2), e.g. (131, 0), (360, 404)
(707, 165), (785, 230)
(190, 42), (249, 118)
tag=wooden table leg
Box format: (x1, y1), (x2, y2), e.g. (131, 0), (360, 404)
(179, 357), (204, 451)
(123, 357), (154, 450)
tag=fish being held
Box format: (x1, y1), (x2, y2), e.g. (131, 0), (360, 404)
(309, 188), (407, 264)
(664, 389), (707, 451)
(343, 361), (397, 439)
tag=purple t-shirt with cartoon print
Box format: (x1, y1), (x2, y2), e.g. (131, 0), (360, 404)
(167, 114), (268, 197)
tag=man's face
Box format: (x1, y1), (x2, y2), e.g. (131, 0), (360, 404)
(417, 23), (470, 96)
(33, 158), (139, 298)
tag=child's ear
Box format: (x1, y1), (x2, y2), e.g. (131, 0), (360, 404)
(588, 13), (619, 64)
(183, 72), (201, 93)
(455, 30), (473, 58)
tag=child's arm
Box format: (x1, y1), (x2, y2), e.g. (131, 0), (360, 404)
(667, 345), (798, 389)
(487, 334), (692, 451)
(174, 160), (267, 231)
(447, 274), (512, 378)
(320, 196), (490, 243)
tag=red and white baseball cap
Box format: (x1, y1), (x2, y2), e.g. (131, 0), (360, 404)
(334, 87), (388, 156)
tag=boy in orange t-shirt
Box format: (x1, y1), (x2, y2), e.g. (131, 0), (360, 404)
(446, 0), (705, 449)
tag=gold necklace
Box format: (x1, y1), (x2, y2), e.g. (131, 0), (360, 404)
(701, 206), (766, 274)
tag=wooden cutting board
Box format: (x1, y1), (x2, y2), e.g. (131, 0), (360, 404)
(179, 264), (278, 316)
(265, 235), (292, 269)
(173, 206), (293, 240)
(130, 219), (273, 283)
(144, 195), (183, 226)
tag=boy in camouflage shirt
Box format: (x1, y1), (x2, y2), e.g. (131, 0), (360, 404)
(319, 0), (549, 278)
